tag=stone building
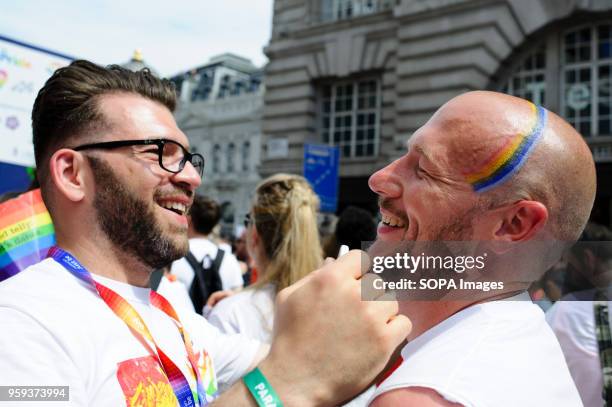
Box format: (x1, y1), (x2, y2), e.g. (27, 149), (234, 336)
(170, 54), (264, 235)
(262, 0), (612, 225)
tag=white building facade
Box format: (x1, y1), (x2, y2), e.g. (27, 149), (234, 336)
(171, 54), (264, 236)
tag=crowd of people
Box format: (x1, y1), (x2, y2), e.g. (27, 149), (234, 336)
(0, 58), (610, 407)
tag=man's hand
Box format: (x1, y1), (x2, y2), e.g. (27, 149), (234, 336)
(206, 290), (235, 308)
(259, 250), (411, 406)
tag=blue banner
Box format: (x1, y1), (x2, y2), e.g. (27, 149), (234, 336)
(303, 144), (340, 213)
(0, 161), (33, 196)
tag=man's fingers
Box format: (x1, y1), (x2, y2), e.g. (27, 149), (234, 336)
(386, 314), (412, 344)
(331, 250), (371, 280)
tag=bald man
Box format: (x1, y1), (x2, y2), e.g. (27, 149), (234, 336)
(367, 91), (592, 406)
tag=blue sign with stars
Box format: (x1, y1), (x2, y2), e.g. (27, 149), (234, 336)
(303, 144), (340, 213)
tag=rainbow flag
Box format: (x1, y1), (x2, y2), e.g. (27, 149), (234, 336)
(0, 189), (55, 281)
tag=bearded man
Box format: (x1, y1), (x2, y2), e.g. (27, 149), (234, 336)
(368, 91), (592, 406)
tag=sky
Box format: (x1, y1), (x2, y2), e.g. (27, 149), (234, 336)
(0, 0), (274, 77)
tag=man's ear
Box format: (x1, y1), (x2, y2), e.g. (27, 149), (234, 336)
(48, 148), (89, 203)
(494, 200), (548, 242)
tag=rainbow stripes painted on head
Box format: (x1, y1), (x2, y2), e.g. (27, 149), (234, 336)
(465, 103), (547, 193)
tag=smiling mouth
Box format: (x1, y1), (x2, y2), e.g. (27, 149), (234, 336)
(157, 201), (187, 216)
(381, 213), (407, 228)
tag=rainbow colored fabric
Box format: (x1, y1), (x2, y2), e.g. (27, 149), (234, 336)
(465, 103), (547, 193)
(0, 189), (55, 281)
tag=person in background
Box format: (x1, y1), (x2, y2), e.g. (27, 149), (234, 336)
(171, 195), (243, 313)
(324, 205), (378, 258)
(547, 223), (612, 407)
(208, 174), (323, 342)
(234, 228), (254, 286)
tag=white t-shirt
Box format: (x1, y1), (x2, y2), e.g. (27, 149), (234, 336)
(208, 284), (276, 343)
(208, 283), (375, 406)
(0, 258), (260, 406)
(546, 296), (609, 407)
(372, 293), (583, 407)
(171, 237), (244, 293)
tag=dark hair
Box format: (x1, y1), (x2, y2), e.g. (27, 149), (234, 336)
(190, 195), (221, 235)
(32, 59), (177, 181)
(335, 206), (377, 250)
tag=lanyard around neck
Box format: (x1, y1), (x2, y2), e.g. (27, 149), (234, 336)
(49, 246), (206, 407)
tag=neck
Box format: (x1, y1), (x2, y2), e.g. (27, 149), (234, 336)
(56, 232), (152, 288)
(400, 290), (524, 341)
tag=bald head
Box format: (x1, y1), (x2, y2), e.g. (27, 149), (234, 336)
(431, 91), (596, 241)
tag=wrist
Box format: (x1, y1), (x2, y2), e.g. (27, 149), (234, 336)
(258, 354), (329, 406)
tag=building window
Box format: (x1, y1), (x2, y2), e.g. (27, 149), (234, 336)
(227, 143), (235, 172)
(321, 79), (380, 158)
(320, 0), (392, 22)
(561, 24), (612, 137)
(212, 144), (221, 173)
(500, 21), (612, 144)
(242, 141), (250, 172)
(502, 43), (546, 106)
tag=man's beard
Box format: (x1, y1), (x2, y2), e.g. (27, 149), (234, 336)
(88, 156), (189, 269)
(431, 209), (477, 241)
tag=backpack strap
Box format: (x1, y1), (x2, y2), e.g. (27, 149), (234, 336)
(209, 249), (225, 292)
(186, 251), (210, 314)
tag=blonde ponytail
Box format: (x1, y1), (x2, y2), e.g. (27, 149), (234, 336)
(251, 174), (322, 292)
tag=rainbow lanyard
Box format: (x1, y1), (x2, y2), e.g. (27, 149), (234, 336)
(465, 103), (547, 193)
(49, 246), (205, 407)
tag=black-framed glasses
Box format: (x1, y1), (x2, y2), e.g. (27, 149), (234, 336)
(243, 213), (252, 228)
(73, 139), (204, 178)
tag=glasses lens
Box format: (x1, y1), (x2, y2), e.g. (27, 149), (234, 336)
(160, 141), (184, 172)
(190, 154), (205, 177)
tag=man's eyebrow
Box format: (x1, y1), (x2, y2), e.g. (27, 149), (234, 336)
(411, 144), (435, 165)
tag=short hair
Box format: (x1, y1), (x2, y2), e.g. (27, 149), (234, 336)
(190, 195), (221, 235)
(335, 206), (377, 250)
(32, 59), (176, 184)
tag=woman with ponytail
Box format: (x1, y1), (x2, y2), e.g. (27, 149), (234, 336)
(208, 174), (323, 342)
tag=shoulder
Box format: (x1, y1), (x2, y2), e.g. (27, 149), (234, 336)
(210, 289), (259, 316)
(208, 287), (275, 334)
(371, 387), (464, 407)
(185, 237), (217, 260)
(219, 251), (240, 268)
(374, 298), (581, 406)
(0, 258), (90, 308)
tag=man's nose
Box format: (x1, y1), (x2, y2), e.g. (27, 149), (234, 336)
(368, 160), (402, 198)
(172, 161), (202, 190)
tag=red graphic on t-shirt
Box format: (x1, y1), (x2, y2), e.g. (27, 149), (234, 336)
(116, 356), (176, 407)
